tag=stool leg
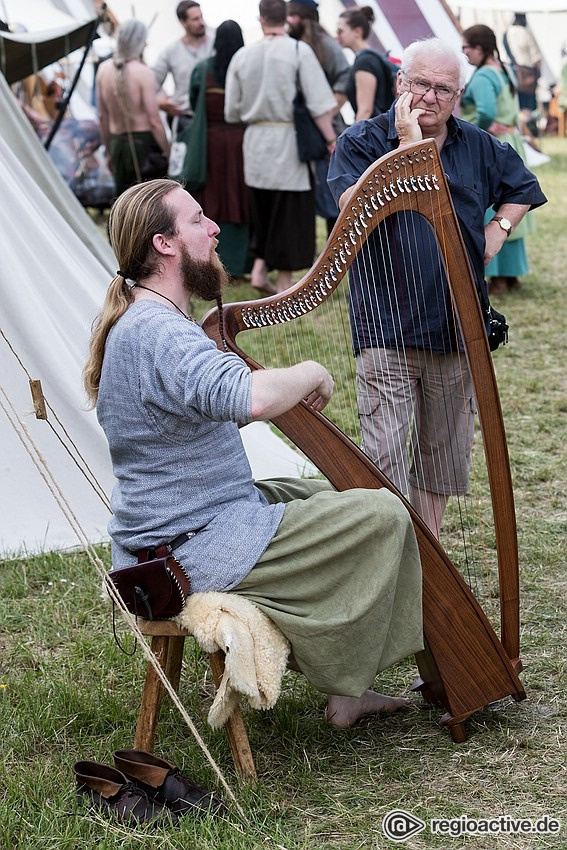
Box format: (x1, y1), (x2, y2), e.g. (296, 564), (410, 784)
(134, 634), (184, 752)
(208, 650), (257, 782)
(164, 635), (185, 691)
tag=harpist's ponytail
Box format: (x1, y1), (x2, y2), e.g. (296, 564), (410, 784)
(83, 179), (180, 405)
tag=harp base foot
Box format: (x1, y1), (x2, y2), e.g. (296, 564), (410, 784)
(439, 713), (468, 743)
(411, 675), (444, 707)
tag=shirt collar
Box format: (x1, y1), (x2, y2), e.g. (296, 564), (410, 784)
(445, 114), (464, 145)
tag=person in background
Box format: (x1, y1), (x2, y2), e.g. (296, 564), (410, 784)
(189, 21), (251, 280)
(152, 1), (215, 131)
(84, 177), (424, 731)
(225, 0), (336, 295)
(328, 38), (546, 537)
(462, 24), (535, 295)
(557, 54), (567, 136)
(96, 19), (169, 197)
(286, 0), (350, 235)
(503, 12), (541, 138)
(336, 5), (394, 122)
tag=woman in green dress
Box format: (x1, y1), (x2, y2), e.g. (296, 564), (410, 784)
(461, 24), (535, 295)
(189, 21), (251, 280)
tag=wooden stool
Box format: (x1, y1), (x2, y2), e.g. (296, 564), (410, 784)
(134, 619), (258, 782)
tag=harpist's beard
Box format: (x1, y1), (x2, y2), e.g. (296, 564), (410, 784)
(179, 243), (230, 302)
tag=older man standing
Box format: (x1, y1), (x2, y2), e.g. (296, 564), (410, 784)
(328, 37), (546, 537)
(152, 1), (215, 130)
(224, 0), (336, 295)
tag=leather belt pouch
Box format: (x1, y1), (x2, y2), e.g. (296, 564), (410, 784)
(108, 549), (191, 620)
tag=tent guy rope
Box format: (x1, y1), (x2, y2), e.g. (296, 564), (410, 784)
(0, 343), (248, 819)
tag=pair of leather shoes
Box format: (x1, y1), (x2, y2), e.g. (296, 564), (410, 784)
(113, 749), (225, 816)
(73, 760), (175, 826)
(73, 749), (225, 826)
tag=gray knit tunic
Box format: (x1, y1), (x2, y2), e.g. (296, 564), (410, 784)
(97, 301), (284, 591)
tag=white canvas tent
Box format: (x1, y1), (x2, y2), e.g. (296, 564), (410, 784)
(333, 0), (462, 59)
(0, 70), (116, 557)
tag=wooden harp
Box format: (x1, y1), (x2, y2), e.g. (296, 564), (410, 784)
(202, 140), (525, 742)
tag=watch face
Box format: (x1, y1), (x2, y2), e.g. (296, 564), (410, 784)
(495, 216), (512, 234)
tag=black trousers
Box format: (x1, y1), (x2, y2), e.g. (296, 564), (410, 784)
(248, 186), (315, 271)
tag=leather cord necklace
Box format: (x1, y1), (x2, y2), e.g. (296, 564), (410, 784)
(133, 283), (196, 322)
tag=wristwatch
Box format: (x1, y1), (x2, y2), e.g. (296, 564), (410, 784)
(492, 215), (512, 238)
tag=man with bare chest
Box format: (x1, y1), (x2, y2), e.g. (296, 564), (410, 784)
(96, 19), (169, 195)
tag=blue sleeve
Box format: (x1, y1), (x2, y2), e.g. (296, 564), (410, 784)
(327, 119), (389, 203)
(143, 321), (253, 425)
(488, 137), (547, 209)
(443, 121), (547, 283)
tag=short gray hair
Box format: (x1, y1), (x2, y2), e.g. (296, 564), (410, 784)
(401, 38), (470, 90)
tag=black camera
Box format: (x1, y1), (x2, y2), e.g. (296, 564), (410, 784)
(487, 306), (509, 352)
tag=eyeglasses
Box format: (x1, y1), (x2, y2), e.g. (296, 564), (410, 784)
(402, 74), (459, 102)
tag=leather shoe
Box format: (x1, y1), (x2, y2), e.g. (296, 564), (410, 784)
(113, 749), (225, 816)
(73, 760), (176, 826)
(489, 276), (508, 296)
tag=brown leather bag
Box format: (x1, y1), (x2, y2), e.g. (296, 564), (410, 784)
(514, 64), (538, 96)
(108, 546), (191, 620)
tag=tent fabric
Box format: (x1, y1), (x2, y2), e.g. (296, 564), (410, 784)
(106, 0), (463, 67)
(1, 72), (114, 267)
(0, 20), (98, 84)
(450, 0), (567, 11)
(0, 72), (116, 557)
(342, 0), (463, 58)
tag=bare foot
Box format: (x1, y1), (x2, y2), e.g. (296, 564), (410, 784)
(250, 258), (277, 296)
(275, 271), (292, 293)
(326, 690), (411, 729)
(251, 279), (277, 296)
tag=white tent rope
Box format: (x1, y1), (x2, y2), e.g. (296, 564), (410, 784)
(0, 327), (111, 510)
(0, 385), (92, 544)
(0, 383), (247, 820)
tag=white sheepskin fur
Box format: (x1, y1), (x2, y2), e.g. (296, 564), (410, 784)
(175, 592), (290, 729)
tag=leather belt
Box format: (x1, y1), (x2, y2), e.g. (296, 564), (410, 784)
(168, 531), (194, 551)
(135, 531), (195, 564)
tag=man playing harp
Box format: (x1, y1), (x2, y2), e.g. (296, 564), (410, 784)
(328, 38), (546, 538)
(84, 180), (423, 730)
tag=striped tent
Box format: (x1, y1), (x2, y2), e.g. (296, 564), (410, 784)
(333, 0), (462, 60)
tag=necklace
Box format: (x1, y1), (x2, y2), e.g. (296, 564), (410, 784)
(133, 283), (196, 322)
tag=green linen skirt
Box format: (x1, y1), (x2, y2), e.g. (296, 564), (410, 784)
(109, 131), (162, 197)
(231, 478), (423, 698)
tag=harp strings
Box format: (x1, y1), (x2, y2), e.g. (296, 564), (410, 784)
(351, 151), (486, 586)
(233, 147), (499, 626)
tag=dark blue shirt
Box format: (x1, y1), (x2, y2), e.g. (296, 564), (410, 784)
(328, 107), (547, 354)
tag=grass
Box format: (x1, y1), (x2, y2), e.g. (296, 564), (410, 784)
(1, 138), (566, 849)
